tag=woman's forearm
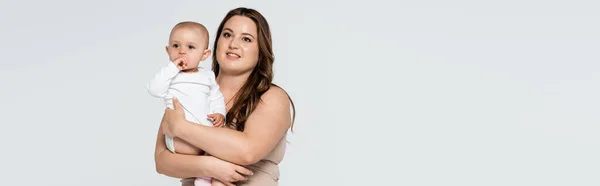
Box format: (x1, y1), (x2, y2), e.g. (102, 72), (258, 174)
(176, 121), (252, 165)
(155, 125), (210, 179)
(155, 149), (210, 179)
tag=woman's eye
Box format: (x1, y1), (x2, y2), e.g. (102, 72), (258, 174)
(242, 37), (251, 42)
(223, 32), (231, 37)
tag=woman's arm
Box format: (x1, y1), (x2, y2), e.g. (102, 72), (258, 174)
(167, 87), (292, 165)
(154, 114), (253, 182)
(154, 124), (208, 178)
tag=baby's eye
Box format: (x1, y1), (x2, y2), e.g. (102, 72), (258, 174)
(242, 37), (252, 42)
(188, 45), (195, 49)
(172, 44), (179, 48)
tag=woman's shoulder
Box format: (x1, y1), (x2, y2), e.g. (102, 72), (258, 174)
(261, 85), (291, 106)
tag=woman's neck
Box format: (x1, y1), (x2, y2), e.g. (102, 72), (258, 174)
(216, 71), (250, 97)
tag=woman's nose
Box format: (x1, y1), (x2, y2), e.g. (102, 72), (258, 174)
(228, 39), (239, 49)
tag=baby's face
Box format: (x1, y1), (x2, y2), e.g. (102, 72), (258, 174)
(166, 27), (209, 70)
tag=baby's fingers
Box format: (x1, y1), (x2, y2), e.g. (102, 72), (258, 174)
(207, 113), (218, 118)
(213, 120), (223, 127)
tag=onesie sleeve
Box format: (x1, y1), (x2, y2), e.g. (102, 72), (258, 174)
(146, 62), (180, 98)
(208, 71), (227, 117)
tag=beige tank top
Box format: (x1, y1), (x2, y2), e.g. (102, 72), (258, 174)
(181, 134), (287, 186)
(237, 134), (286, 185)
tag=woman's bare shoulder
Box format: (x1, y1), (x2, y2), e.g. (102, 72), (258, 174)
(260, 85), (291, 106)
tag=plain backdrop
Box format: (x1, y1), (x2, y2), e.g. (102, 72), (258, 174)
(1, 0), (599, 185)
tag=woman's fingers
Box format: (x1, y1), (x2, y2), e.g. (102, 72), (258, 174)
(222, 181), (236, 186)
(164, 97), (186, 136)
(173, 97), (182, 110)
(230, 172), (247, 182)
(235, 166), (254, 176)
(206, 156), (253, 184)
(159, 113), (171, 136)
(224, 166), (251, 183)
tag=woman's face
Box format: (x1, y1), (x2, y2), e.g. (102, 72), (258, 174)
(216, 15), (260, 75)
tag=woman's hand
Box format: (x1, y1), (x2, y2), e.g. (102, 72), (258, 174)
(204, 156), (254, 184)
(162, 97), (187, 137)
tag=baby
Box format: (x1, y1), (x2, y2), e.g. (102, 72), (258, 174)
(147, 21), (228, 186)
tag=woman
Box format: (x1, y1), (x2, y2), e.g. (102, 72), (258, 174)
(154, 7), (296, 186)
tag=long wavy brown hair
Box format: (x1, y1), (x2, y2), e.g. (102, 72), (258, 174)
(212, 7), (296, 132)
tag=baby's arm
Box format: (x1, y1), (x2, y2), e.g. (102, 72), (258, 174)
(207, 71), (227, 127)
(147, 62), (181, 98)
(208, 71), (227, 116)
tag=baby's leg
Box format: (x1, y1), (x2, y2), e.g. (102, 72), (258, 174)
(171, 137), (203, 155)
(194, 176), (212, 186)
(164, 98), (203, 155)
(211, 179), (229, 186)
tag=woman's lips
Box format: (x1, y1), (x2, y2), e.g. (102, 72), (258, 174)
(226, 52), (240, 60)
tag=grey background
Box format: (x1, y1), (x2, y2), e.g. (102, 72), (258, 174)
(1, 0), (599, 185)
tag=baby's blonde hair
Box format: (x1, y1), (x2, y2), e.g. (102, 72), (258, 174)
(169, 21), (209, 49)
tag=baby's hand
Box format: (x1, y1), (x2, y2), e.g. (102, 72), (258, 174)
(208, 113), (225, 127)
(173, 57), (187, 70)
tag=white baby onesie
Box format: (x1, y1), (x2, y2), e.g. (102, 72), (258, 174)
(147, 62), (226, 153)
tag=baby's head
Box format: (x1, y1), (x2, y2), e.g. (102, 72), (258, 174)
(166, 21), (211, 71)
